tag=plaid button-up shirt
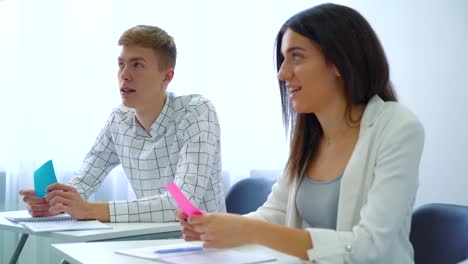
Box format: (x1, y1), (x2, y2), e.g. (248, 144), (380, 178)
(70, 93), (225, 222)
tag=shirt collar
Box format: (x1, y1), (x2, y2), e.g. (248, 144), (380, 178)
(148, 93), (173, 137)
(130, 93), (173, 138)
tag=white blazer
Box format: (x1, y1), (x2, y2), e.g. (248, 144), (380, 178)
(247, 95), (425, 264)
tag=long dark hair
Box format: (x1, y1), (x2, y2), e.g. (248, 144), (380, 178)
(277, 3), (397, 182)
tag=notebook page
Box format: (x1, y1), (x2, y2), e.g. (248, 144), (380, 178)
(5, 212), (75, 223)
(21, 220), (112, 233)
(156, 250), (276, 264)
(115, 243), (276, 264)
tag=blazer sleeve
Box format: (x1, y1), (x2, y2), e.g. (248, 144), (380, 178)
(245, 171), (290, 226)
(306, 111), (425, 263)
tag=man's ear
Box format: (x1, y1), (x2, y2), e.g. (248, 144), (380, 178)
(163, 68), (175, 87)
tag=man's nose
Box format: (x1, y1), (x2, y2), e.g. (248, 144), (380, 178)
(119, 67), (132, 81)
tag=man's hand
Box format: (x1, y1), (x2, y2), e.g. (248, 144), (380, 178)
(45, 183), (110, 222)
(45, 183), (92, 220)
(19, 189), (57, 217)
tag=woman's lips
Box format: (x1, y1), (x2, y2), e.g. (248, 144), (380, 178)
(289, 86), (302, 99)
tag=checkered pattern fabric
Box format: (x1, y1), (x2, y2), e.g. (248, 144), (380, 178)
(69, 93), (225, 222)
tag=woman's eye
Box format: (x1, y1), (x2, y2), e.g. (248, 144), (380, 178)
(292, 54), (302, 62)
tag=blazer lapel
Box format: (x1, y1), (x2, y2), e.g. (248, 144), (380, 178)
(336, 96), (385, 231)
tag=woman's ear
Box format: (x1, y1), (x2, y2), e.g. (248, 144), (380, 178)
(333, 65), (341, 77)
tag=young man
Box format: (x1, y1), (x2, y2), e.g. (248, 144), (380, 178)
(20, 25), (225, 222)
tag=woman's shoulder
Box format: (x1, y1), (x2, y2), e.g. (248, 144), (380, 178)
(364, 96), (422, 129)
(383, 103), (423, 134)
(361, 96), (424, 146)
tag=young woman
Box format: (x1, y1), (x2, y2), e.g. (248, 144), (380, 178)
(177, 3), (424, 263)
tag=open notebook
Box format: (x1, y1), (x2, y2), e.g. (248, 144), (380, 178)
(5, 211), (112, 233)
(115, 242), (276, 264)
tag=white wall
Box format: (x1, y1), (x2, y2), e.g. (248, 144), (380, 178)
(243, 0), (468, 207)
(353, 0), (468, 207)
(0, 1), (467, 263)
(0, 0), (466, 206)
(0, 0), (466, 211)
(0, 1), (465, 204)
(245, 0), (468, 207)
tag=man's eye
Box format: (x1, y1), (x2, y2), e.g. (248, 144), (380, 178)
(134, 63), (143, 69)
(118, 63), (124, 69)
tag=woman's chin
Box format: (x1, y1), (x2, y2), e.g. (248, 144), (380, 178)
(292, 102), (305, 114)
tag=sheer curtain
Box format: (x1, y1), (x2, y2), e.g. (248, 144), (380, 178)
(3, 0), (467, 263)
(0, 0), (328, 262)
(5, 0), (468, 262)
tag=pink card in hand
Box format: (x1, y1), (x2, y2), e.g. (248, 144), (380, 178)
(166, 182), (203, 217)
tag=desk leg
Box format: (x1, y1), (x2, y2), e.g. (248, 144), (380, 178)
(9, 233), (29, 264)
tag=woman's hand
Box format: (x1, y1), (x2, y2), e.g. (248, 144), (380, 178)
(177, 210), (311, 260)
(176, 209), (202, 241)
(186, 213), (256, 248)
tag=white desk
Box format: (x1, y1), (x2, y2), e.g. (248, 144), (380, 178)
(0, 210), (181, 263)
(52, 239), (304, 264)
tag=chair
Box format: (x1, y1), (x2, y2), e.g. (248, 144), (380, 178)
(225, 177), (275, 215)
(410, 203), (468, 264)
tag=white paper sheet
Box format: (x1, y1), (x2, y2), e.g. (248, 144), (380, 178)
(115, 242), (277, 264)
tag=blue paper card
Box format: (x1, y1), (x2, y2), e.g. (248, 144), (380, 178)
(34, 160), (57, 197)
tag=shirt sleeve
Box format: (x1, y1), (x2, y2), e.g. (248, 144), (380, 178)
(108, 99), (222, 223)
(306, 113), (425, 263)
(69, 112), (120, 198)
(245, 172), (289, 225)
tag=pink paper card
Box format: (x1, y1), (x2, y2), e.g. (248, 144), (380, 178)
(166, 183), (203, 217)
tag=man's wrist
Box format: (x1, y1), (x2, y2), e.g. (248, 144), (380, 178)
(86, 202), (110, 222)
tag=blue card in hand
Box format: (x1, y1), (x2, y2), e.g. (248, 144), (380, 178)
(34, 160), (57, 197)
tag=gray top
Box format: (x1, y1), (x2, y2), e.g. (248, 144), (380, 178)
(296, 174), (343, 229)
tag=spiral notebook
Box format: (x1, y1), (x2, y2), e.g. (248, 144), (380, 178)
(5, 210), (112, 233)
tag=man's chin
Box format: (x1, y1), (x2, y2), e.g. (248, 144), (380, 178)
(122, 100), (135, 108)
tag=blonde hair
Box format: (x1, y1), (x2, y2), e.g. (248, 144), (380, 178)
(118, 25), (177, 70)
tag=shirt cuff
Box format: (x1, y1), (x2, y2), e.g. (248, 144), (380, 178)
(306, 228), (346, 263)
(108, 200), (129, 223)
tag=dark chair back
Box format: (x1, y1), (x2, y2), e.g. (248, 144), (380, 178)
(410, 203), (468, 264)
(225, 177), (275, 215)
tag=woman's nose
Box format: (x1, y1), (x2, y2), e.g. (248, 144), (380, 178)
(277, 62), (292, 81)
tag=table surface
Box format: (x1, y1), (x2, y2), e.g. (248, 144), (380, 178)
(0, 210), (181, 242)
(52, 239), (305, 264)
